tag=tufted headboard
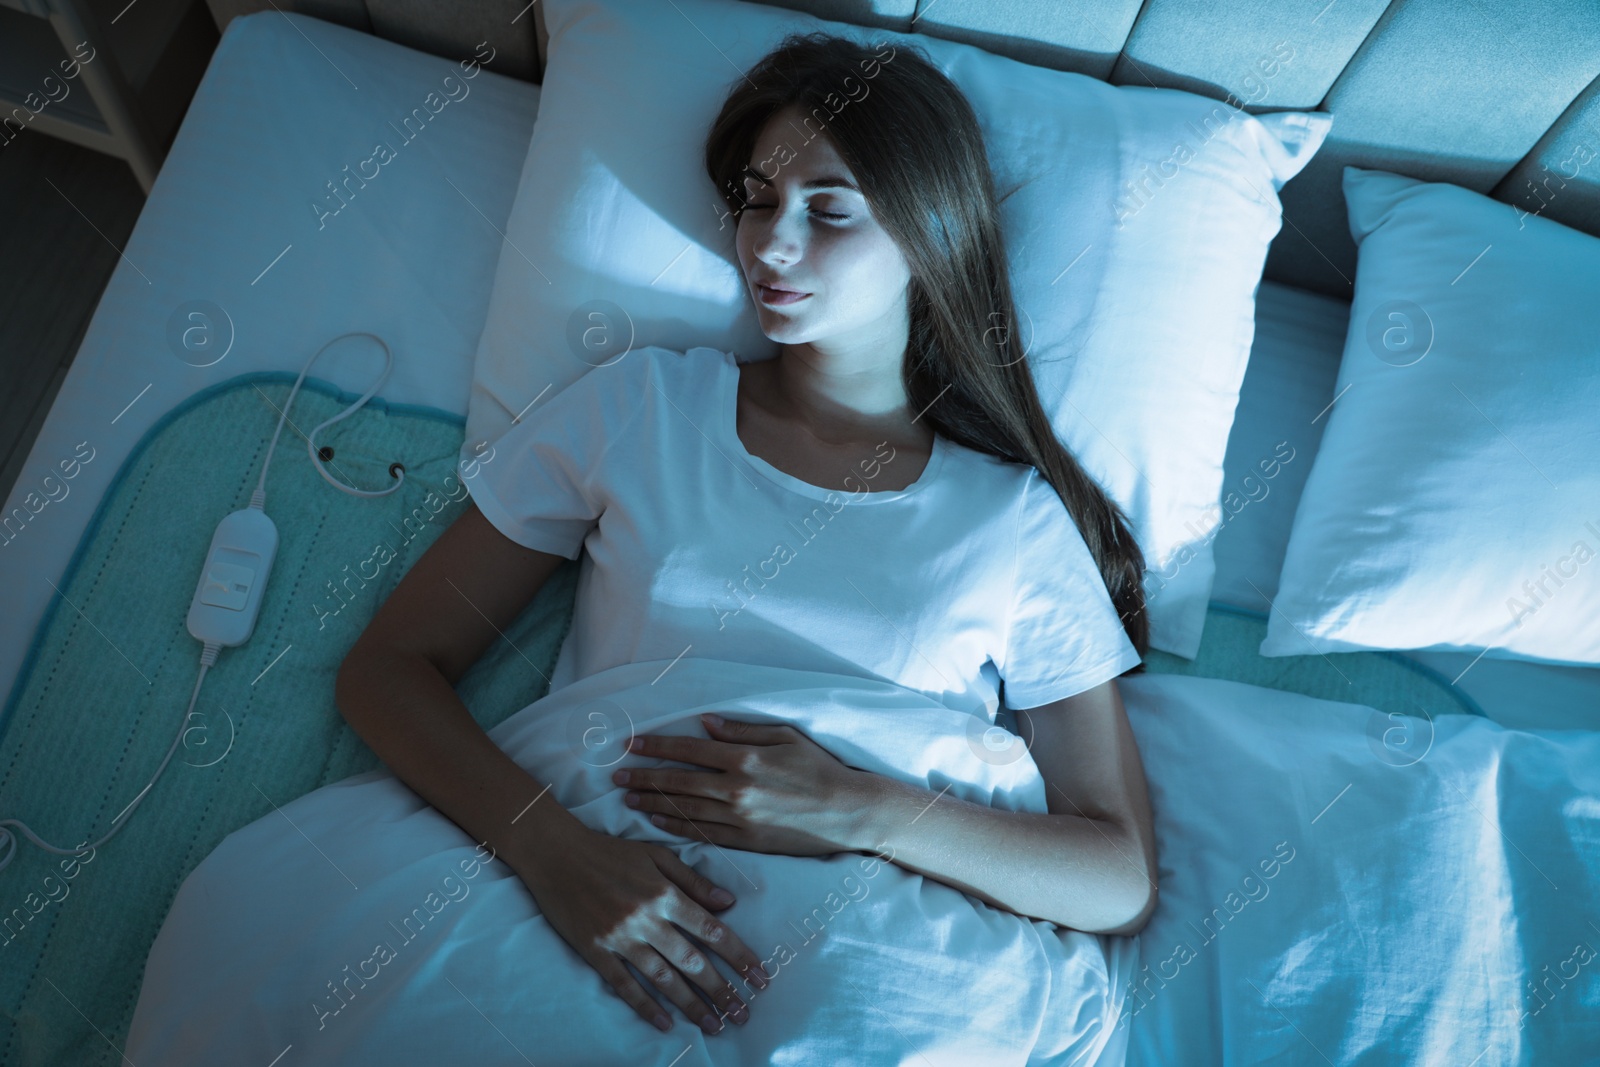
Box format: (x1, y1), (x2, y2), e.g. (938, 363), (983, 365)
(202, 0), (1600, 299)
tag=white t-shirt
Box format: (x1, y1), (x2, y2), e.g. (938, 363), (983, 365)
(465, 346), (1141, 718)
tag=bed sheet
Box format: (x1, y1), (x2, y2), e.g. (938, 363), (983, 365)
(0, 11), (540, 703)
(1212, 281), (1600, 732)
(1121, 672), (1600, 1066)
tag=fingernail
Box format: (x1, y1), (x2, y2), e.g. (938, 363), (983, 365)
(710, 888), (734, 905)
(625, 792), (640, 807)
(653, 1013), (671, 1031)
(701, 1013), (720, 1033)
(702, 712), (723, 726)
(613, 770), (630, 785)
(731, 1003), (749, 1024)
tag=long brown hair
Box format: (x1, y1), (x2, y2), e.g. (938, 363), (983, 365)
(704, 32), (1148, 663)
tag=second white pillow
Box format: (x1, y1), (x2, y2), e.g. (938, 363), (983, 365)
(1263, 166), (1600, 665)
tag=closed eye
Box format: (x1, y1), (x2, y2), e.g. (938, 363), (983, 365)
(743, 204), (851, 222)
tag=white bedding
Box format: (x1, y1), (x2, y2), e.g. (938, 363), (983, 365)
(1122, 675), (1600, 1065)
(4, 12), (1597, 1065)
(126, 657), (1137, 1066)
(0, 12), (539, 705)
(123, 659), (1600, 1066)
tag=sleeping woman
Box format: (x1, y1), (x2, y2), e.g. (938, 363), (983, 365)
(126, 32), (1159, 1067)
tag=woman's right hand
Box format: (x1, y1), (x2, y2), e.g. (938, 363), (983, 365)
(513, 824), (771, 1036)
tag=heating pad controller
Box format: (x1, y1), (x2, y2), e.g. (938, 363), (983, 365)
(186, 507), (280, 647)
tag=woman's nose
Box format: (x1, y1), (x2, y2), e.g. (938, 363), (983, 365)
(752, 209), (802, 263)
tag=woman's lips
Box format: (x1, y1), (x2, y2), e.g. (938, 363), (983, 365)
(757, 283), (811, 306)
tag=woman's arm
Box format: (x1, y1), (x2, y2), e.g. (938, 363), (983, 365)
(336, 502), (588, 869)
(340, 503), (773, 1034)
(837, 677), (1158, 936)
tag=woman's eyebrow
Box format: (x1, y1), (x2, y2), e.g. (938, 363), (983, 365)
(741, 165), (860, 193)
(801, 175), (860, 192)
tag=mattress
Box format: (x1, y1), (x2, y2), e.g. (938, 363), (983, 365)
(1, 10), (1596, 1065)
(0, 11), (540, 705)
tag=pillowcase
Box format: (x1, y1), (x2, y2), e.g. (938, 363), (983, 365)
(467, 0), (1331, 658)
(1262, 166), (1600, 665)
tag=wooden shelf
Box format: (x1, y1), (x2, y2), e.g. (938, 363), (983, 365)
(0, 0), (218, 193)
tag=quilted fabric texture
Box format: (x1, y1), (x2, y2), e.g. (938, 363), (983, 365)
(0, 375), (573, 1066)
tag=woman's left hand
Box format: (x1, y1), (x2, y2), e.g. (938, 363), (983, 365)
(611, 714), (866, 857)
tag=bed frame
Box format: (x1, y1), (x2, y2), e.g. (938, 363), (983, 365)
(198, 0), (1600, 300)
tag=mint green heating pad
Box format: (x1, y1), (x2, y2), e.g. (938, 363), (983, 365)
(0, 373), (1481, 1065)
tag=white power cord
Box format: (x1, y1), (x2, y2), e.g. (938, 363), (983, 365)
(258, 331), (406, 505)
(0, 332), (402, 874)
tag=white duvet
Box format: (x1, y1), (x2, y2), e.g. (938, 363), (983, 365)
(1120, 675), (1600, 1066)
(125, 658), (1136, 1066)
(125, 661), (1600, 1066)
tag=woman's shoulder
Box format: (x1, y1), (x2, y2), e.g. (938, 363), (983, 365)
(941, 449), (1079, 536)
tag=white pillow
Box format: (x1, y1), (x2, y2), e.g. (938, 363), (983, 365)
(1262, 166), (1600, 665)
(467, 0), (1331, 658)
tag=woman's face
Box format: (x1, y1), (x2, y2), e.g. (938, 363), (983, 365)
(735, 104), (912, 353)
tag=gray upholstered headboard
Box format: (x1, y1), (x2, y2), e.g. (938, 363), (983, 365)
(202, 0), (1600, 300)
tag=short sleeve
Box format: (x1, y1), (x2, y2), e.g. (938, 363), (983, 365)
(462, 354), (649, 559)
(998, 469), (1143, 709)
